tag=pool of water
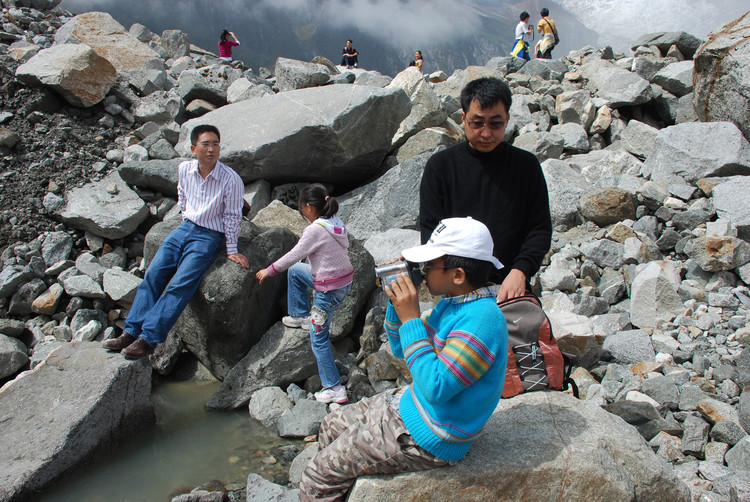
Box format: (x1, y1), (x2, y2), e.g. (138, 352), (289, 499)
(37, 379), (300, 501)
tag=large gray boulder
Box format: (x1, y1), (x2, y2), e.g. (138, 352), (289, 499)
(43, 171), (149, 239)
(118, 158), (183, 197)
(206, 323), (318, 410)
(555, 90), (596, 129)
(629, 261), (684, 329)
(274, 57), (331, 92)
(54, 12), (164, 76)
(15, 43), (116, 108)
(516, 58), (568, 81)
(347, 392), (689, 501)
(176, 65), (244, 107)
(579, 60), (652, 108)
(226, 78), (274, 104)
(144, 220), (296, 380)
(0, 342), (153, 502)
(712, 176), (750, 241)
(338, 148), (441, 240)
(159, 29), (191, 60)
(513, 131), (564, 163)
(0, 334), (28, 379)
(176, 85), (410, 187)
(432, 66), (499, 100)
(643, 122), (750, 182)
(693, 12), (750, 141)
(652, 60), (694, 97)
(395, 126), (461, 164)
(632, 31), (702, 59)
(388, 68), (447, 147)
(541, 159), (587, 230)
(601, 329), (656, 365)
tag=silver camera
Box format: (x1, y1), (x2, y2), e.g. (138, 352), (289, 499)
(374, 260), (423, 291)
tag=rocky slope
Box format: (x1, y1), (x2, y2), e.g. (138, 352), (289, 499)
(1, 1), (750, 501)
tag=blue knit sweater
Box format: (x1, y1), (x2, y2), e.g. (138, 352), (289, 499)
(385, 287), (508, 461)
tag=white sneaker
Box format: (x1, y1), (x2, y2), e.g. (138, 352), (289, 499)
(315, 385), (348, 404)
(282, 316), (311, 330)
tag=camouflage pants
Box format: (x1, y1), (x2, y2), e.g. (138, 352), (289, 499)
(299, 388), (450, 502)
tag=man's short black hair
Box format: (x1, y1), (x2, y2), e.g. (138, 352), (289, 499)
(190, 124), (221, 145)
(443, 254), (493, 289)
(460, 77), (512, 115)
(520, 11), (529, 21)
(541, 7), (549, 16)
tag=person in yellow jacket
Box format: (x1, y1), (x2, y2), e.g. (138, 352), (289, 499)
(536, 7), (559, 59)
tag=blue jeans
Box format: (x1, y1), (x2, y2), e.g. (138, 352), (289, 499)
(287, 262), (351, 388)
(124, 220), (223, 347)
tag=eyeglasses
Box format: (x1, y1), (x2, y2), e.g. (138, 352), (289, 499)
(466, 120), (506, 130)
(198, 141), (221, 149)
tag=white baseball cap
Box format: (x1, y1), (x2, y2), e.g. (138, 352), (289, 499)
(402, 217), (503, 269)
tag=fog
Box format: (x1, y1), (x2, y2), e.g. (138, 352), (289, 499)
(61, 0), (749, 51)
(555, 0), (749, 51)
(58, 0), (749, 74)
(62, 0), (489, 48)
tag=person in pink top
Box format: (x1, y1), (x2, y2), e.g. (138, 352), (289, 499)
(256, 184), (354, 404)
(218, 29), (240, 61)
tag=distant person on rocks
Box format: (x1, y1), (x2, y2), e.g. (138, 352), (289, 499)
(414, 50), (424, 72)
(536, 8), (559, 59)
(255, 184), (354, 405)
(341, 39), (358, 68)
(511, 11), (533, 60)
(103, 124), (249, 359)
(299, 217), (508, 502)
(218, 29), (240, 62)
(420, 77), (552, 303)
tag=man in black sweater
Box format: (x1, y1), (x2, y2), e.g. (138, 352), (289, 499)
(419, 77), (551, 302)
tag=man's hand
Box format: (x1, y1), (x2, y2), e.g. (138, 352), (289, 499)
(496, 268), (527, 303)
(384, 273), (421, 323)
(228, 253), (249, 269)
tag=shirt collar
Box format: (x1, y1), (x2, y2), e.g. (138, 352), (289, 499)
(188, 159), (224, 181)
(443, 285), (497, 304)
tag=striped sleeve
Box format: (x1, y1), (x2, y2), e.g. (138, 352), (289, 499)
(221, 169), (244, 255)
(398, 316), (496, 404)
(436, 331), (495, 386)
(177, 162), (187, 215)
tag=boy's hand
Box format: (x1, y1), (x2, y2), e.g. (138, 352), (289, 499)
(384, 273), (420, 322)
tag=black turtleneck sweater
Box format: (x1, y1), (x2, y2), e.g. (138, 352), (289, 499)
(419, 141), (552, 284)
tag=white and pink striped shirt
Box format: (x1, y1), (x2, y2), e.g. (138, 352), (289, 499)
(177, 159), (244, 255)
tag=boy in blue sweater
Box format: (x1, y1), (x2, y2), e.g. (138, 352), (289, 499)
(299, 217), (509, 501)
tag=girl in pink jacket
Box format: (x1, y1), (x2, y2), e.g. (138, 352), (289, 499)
(256, 184), (354, 404)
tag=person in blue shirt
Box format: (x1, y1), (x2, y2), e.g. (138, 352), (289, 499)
(299, 217), (508, 502)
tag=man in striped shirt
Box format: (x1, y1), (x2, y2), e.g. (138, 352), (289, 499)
(103, 124), (249, 359)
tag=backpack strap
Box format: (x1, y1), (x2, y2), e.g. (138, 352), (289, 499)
(561, 353), (579, 398)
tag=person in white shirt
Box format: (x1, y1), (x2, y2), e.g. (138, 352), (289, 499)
(102, 124), (249, 359)
(511, 11), (533, 61)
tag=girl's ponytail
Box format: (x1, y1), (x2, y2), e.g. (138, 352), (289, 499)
(298, 183), (338, 219)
